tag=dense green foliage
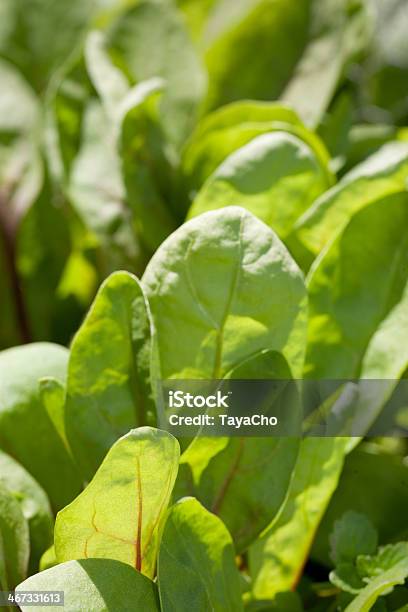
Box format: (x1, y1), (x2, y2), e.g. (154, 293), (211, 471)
(1, 0), (408, 610)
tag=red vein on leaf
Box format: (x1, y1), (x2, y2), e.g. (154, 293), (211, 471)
(211, 438), (245, 515)
(141, 463), (174, 560)
(83, 504), (137, 559)
(135, 456), (143, 571)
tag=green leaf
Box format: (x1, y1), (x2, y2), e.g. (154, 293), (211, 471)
(244, 591), (303, 611)
(68, 100), (143, 273)
(158, 497), (243, 612)
(330, 562), (365, 595)
(173, 350), (300, 553)
(39, 378), (71, 457)
(305, 192), (408, 378)
(0, 451), (53, 573)
(118, 79), (178, 253)
(46, 58), (91, 181)
(182, 100), (332, 208)
(357, 543), (408, 581)
(292, 142), (408, 266)
(328, 511), (379, 595)
(65, 271), (154, 480)
(39, 546), (57, 572)
(175, 435), (299, 553)
(345, 544), (408, 612)
(0, 58), (40, 133)
(353, 277), (408, 434)
(16, 559), (160, 612)
(16, 177), (76, 346)
(0, 484), (29, 590)
(85, 32), (178, 253)
(85, 30), (130, 124)
(249, 437), (349, 599)
(55, 427), (180, 579)
(0, 343), (81, 511)
(142, 207), (307, 380)
(330, 511), (378, 565)
(188, 132), (331, 240)
(0, 0), (96, 92)
(108, 0), (206, 147)
(203, 0), (312, 110)
(281, 0), (370, 127)
(361, 0), (408, 124)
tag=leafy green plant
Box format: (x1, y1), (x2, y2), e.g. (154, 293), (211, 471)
(1, 1), (408, 611)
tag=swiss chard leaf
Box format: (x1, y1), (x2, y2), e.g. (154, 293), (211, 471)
(0, 451), (53, 573)
(64, 271), (154, 480)
(305, 192), (408, 378)
(291, 142), (408, 268)
(16, 558), (160, 612)
(249, 437), (349, 599)
(0, 343), (81, 511)
(0, 484), (29, 590)
(118, 79), (178, 253)
(175, 434), (299, 553)
(142, 207), (307, 380)
(68, 100), (143, 274)
(55, 427), (180, 579)
(188, 132), (331, 240)
(173, 350), (299, 553)
(158, 497), (243, 611)
(181, 100), (332, 208)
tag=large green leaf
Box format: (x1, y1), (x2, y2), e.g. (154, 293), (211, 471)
(65, 271), (154, 480)
(175, 434), (299, 554)
(158, 497), (243, 612)
(0, 484), (29, 590)
(0, 0), (96, 92)
(249, 437), (349, 599)
(16, 559), (160, 612)
(203, 0), (312, 110)
(305, 192), (408, 378)
(0, 451), (53, 573)
(142, 207), (307, 380)
(188, 132), (330, 240)
(55, 427), (180, 579)
(181, 100), (332, 208)
(291, 142), (408, 268)
(173, 350), (300, 553)
(107, 0), (206, 147)
(0, 343), (81, 511)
